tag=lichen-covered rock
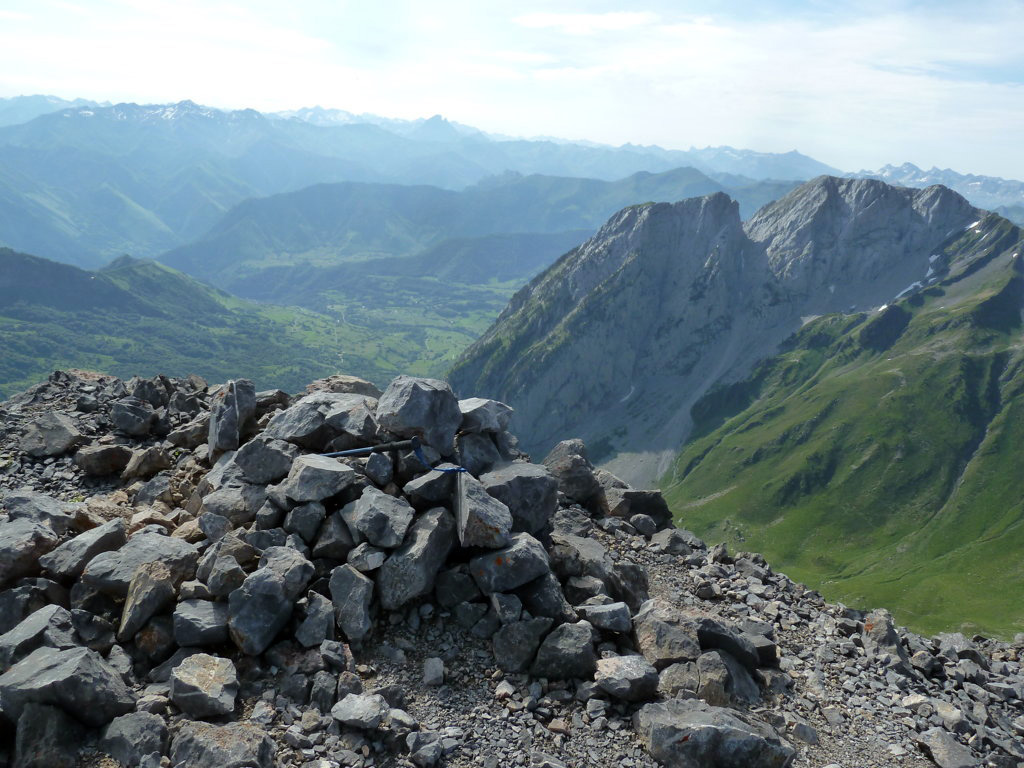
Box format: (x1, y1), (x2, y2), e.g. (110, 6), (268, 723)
(0, 518), (60, 588)
(469, 532), (551, 595)
(170, 721), (275, 768)
(170, 653), (238, 718)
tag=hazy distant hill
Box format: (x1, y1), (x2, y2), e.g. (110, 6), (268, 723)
(0, 95), (103, 127)
(0, 99), (824, 267)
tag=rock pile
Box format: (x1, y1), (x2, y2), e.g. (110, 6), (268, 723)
(0, 370), (1022, 768)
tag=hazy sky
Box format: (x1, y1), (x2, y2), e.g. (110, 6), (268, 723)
(0, 0), (1021, 177)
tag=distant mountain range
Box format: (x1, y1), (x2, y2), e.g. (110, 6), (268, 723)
(450, 175), (1024, 635)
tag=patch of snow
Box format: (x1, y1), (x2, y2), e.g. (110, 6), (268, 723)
(929, 253), (941, 263)
(618, 384), (635, 404)
(926, 267), (935, 278)
(895, 281), (923, 300)
(876, 304), (889, 312)
(79, 110), (93, 116)
(828, 284), (835, 294)
(967, 220), (981, 229)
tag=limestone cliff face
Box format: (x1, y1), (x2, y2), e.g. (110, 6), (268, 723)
(449, 177), (982, 484)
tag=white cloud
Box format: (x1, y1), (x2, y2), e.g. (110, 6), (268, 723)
(513, 11), (658, 35)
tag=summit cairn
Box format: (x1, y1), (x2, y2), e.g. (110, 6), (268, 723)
(0, 370), (1021, 767)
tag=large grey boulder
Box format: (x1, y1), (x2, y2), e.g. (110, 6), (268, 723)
(340, 487), (415, 549)
(3, 490), (77, 534)
(633, 599), (701, 670)
(258, 546), (314, 601)
(492, 618), (553, 673)
(170, 653), (238, 718)
(516, 571), (576, 624)
(376, 375), (462, 454)
(578, 601), (632, 633)
(455, 472), (513, 548)
(331, 693), (389, 729)
(173, 599), (229, 646)
(329, 564), (374, 643)
(915, 727), (977, 768)
(634, 698), (795, 768)
(601, 487), (672, 528)
(39, 518), (126, 580)
(403, 469), (456, 509)
(117, 561), (177, 642)
(323, 394), (380, 445)
(530, 621), (597, 680)
(81, 532), (198, 597)
(21, 412), (84, 457)
(74, 444), (133, 476)
(469, 532), (551, 595)
(542, 439), (600, 503)
(377, 508), (456, 610)
(296, 592), (335, 648)
(14, 701), (85, 768)
(170, 721), (275, 768)
(0, 605), (77, 671)
(0, 646), (135, 726)
(233, 436), (299, 484)
(312, 512), (355, 561)
(480, 462), (558, 534)
(100, 712), (168, 767)
(111, 398), (156, 437)
(862, 608), (914, 674)
(458, 397), (513, 433)
(548, 532), (613, 583)
(262, 398), (329, 449)
(227, 567), (294, 655)
(596, 655), (659, 702)
(0, 518), (59, 587)
(279, 454), (357, 503)
(120, 446), (172, 481)
(199, 483), (267, 527)
(208, 379), (256, 458)
(284, 501), (327, 544)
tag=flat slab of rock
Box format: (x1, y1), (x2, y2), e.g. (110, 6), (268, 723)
(0, 604), (77, 671)
(915, 728), (978, 768)
(0, 646), (135, 727)
(634, 698), (795, 768)
(174, 599), (229, 646)
(81, 532), (198, 597)
(171, 721), (275, 768)
(331, 692), (389, 729)
(117, 561), (177, 642)
(377, 508), (455, 611)
(21, 412), (84, 457)
(74, 444), (133, 476)
(170, 653), (238, 718)
(280, 455), (357, 503)
(0, 518), (59, 587)
(458, 397), (513, 433)
(39, 518), (126, 580)
(633, 598), (701, 670)
(456, 473), (513, 549)
(469, 533), (551, 595)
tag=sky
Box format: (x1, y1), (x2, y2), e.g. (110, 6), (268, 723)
(0, 0), (1021, 177)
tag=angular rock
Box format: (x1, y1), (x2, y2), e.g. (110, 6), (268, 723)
(469, 532), (551, 595)
(14, 702), (85, 768)
(455, 472), (512, 548)
(363, 451), (393, 487)
(915, 727), (978, 768)
(207, 379), (256, 458)
(658, 661), (701, 698)
(434, 567), (481, 609)
(458, 397), (513, 433)
(110, 398), (156, 437)
(340, 487), (415, 549)
(492, 618), (553, 673)
(40, 518), (126, 582)
(0, 518), (60, 587)
(233, 436), (299, 484)
(596, 655), (659, 702)
(280, 455), (358, 503)
(173, 599), (229, 647)
(455, 432), (502, 476)
(548, 532), (613, 583)
(530, 621), (597, 680)
(206, 556), (246, 598)
(262, 398), (329, 449)
(284, 501), (327, 544)
(377, 508), (456, 611)
(376, 375), (462, 454)
(633, 599), (701, 670)
(312, 512), (355, 561)
(423, 657), (445, 686)
(121, 446), (172, 481)
(0, 605), (77, 671)
(329, 564), (374, 643)
(331, 692), (389, 729)
(602, 487), (672, 528)
(516, 571), (576, 624)
(100, 711), (168, 768)
(199, 483), (267, 527)
(402, 469), (456, 510)
(634, 698), (795, 768)
(74, 444), (133, 476)
(480, 462), (558, 534)
(3, 490), (77, 534)
(490, 592), (523, 625)
(348, 542), (386, 572)
(650, 528), (700, 555)
(227, 567), (294, 655)
(81, 532), (198, 597)
(542, 439), (600, 503)
(579, 601), (632, 633)
(863, 608), (913, 674)
(170, 721), (275, 768)
(170, 653), (238, 718)
(117, 561), (177, 641)
(21, 412), (84, 457)
(296, 592), (335, 648)
(0, 646), (135, 726)
(258, 546), (314, 601)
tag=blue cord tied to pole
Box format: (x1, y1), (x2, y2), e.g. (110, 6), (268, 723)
(323, 435), (467, 474)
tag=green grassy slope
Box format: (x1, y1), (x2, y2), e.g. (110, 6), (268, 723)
(662, 216), (1024, 637)
(0, 249), (485, 398)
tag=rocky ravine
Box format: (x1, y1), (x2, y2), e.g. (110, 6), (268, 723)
(0, 370), (1022, 768)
